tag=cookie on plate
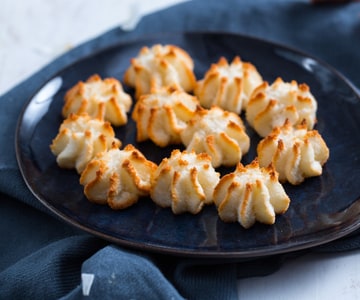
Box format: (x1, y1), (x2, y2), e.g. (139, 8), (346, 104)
(257, 119), (330, 185)
(132, 86), (199, 147)
(213, 159), (290, 229)
(150, 149), (220, 214)
(50, 113), (121, 174)
(246, 77), (317, 137)
(123, 44), (196, 99)
(180, 106), (250, 168)
(62, 74), (132, 126)
(80, 144), (157, 209)
(195, 56), (263, 113)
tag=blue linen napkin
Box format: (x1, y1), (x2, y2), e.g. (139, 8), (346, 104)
(1, 0), (360, 299)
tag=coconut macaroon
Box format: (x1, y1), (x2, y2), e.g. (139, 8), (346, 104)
(80, 144), (157, 209)
(50, 113), (121, 174)
(195, 56), (263, 113)
(180, 106), (250, 168)
(257, 119), (330, 185)
(62, 74), (132, 126)
(213, 159), (290, 229)
(132, 86), (199, 147)
(123, 44), (197, 99)
(246, 77), (317, 137)
(150, 149), (220, 214)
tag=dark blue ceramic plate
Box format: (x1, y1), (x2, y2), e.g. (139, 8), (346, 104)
(16, 32), (360, 259)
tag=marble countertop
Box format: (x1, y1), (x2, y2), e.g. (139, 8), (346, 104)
(2, 1), (360, 299)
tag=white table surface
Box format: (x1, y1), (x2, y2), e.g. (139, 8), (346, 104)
(2, 1), (359, 299)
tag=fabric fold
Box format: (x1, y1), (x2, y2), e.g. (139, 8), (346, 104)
(62, 246), (184, 300)
(0, 235), (107, 299)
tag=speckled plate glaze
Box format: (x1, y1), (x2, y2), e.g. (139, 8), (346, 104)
(16, 32), (360, 259)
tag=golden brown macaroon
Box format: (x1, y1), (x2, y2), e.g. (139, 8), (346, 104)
(123, 44), (196, 99)
(195, 56), (263, 113)
(50, 113), (121, 174)
(132, 86), (199, 147)
(213, 159), (290, 229)
(257, 119), (330, 185)
(150, 149), (220, 214)
(62, 74), (132, 126)
(246, 77), (317, 137)
(180, 106), (250, 168)
(80, 144), (157, 209)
